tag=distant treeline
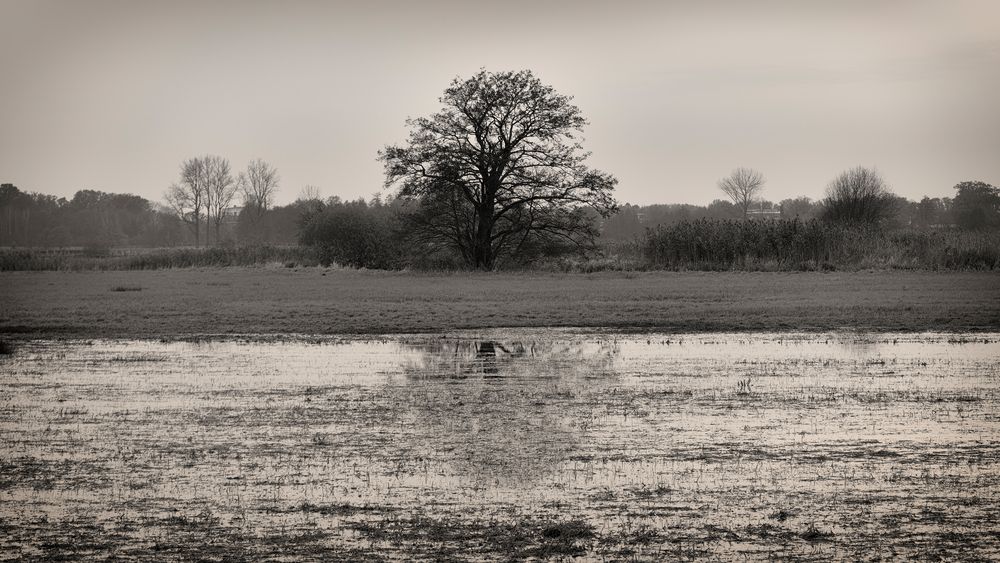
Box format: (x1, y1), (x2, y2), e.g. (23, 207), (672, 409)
(2, 180), (999, 272)
(2, 185), (976, 251)
(0, 183), (308, 248)
(1, 185), (185, 248)
(600, 195), (956, 241)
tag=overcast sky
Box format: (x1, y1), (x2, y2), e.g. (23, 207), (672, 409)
(1, 0), (998, 206)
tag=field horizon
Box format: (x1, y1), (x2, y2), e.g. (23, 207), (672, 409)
(2, 268), (997, 340)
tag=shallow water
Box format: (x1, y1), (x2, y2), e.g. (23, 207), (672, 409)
(1, 331), (998, 561)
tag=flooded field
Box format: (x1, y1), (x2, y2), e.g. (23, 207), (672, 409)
(1, 331), (998, 561)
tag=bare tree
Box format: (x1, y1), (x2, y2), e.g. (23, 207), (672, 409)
(240, 158), (280, 218)
(204, 156), (236, 244)
(297, 185), (322, 202)
(718, 167), (765, 219)
(164, 157), (207, 246)
(821, 166), (897, 224)
(380, 69), (618, 270)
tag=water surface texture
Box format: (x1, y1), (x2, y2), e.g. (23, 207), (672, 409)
(1, 332), (998, 560)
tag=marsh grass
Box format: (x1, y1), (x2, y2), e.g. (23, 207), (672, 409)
(638, 219), (1000, 271)
(0, 245), (322, 271)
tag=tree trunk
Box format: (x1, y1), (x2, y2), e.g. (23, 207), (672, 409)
(473, 208), (494, 270)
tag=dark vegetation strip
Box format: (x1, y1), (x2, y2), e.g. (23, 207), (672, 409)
(0, 245), (320, 271)
(638, 219), (1000, 271)
(3, 220), (998, 272)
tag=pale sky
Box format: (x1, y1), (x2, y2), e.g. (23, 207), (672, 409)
(1, 0), (998, 206)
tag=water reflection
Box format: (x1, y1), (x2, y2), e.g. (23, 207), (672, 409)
(397, 338), (619, 485)
(830, 331), (880, 359)
(403, 338), (618, 379)
(474, 341), (511, 375)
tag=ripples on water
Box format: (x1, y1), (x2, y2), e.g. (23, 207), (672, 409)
(1, 332), (998, 560)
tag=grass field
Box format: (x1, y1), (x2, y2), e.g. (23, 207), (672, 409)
(2, 268), (998, 338)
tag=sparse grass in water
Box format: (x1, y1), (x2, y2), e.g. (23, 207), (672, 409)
(1, 334), (998, 560)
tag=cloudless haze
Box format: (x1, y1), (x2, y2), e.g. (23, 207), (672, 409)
(1, 0), (998, 206)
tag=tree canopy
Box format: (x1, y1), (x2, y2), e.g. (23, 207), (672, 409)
(379, 69), (618, 270)
(952, 180), (1000, 230)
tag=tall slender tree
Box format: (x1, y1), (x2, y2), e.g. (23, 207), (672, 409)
(204, 156), (236, 243)
(165, 157), (207, 246)
(239, 158), (280, 218)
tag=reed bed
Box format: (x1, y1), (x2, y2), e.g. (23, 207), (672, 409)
(0, 245), (321, 271)
(637, 220), (1000, 271)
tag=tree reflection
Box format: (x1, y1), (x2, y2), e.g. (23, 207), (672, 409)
(831, 331), (880, 359)
(396, 338), (619, 485)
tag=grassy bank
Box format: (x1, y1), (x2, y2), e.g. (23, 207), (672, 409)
(2, 269), (997, 338)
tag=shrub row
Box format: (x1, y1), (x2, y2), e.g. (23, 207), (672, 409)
(640, 219), (1000, 271)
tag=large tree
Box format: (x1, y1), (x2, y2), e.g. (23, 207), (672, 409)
(717, 167), (765, 219)
(379, 69), (618, 270)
